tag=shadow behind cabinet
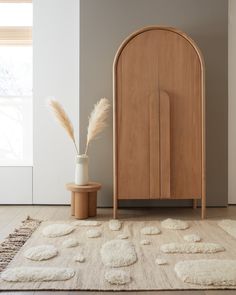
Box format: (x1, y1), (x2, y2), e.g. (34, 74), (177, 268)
(113, 27), (205, 218)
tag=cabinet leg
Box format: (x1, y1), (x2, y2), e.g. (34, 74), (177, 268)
(88, 191), (97, 217)
(201, 196), (206, 219)
(113, 197), (118, 219)
(193, 199), (197, 209)
(71, 192), (75, 216)
(74, 192), (88, 219)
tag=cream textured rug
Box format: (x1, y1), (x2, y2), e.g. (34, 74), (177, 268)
(218, 219), (236, 238)
(1, 218), (236, 291)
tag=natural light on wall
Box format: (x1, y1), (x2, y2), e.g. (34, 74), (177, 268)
(0, 1), (32, 166)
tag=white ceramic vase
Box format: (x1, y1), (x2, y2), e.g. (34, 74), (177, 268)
(75, 154), (89, 185)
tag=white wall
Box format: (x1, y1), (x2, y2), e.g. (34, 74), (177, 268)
(229, 0), (236, 204)
(0, 167), (32, 204)
(33, 0), (79, 204)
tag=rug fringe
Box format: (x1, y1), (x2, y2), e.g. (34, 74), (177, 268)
(0, 216), (41, 273)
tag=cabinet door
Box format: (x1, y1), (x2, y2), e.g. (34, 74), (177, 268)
(115, 31), (160, 199)
(156, 29), (202, 199)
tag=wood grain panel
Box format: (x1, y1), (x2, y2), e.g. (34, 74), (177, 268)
(160, 90), (171, 198)
(156, 30), (202, 198)
(116, 31), (160, 199)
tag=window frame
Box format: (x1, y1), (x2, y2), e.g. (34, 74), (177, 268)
(0, 0), (32, 44)
(0, 0), (31, 3)
(0, 27), (31, 45)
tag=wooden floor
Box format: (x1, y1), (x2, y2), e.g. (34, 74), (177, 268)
(0, 205), (236, 295)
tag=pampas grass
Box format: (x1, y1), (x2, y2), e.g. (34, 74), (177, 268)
(85, 98), (110, 155)
(48, 98), (110, 156)
(49, 100), (79, 155)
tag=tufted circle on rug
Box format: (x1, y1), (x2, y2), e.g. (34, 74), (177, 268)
(175, 259), (236, 286)
(109, 219), (122, 231)
(62, 238), (79, 248)
(42, 224), (75, 238)
(74, 252), (85, 262)
(24, 245), (58, 261)
(141, 226), (161, 235)
(105, 269), (131, 285)
(100, 239), (137, 267)
(161, 242), (225, 254)
(161, 218), (189, 230)
(72, 220), (101, 227)
(1, 267), (75, 282)
(86, 229), (101, 238)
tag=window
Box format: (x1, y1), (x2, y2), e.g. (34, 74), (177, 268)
(0, 0), (32, 166)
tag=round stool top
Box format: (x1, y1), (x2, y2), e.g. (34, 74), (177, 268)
(66, 182), (101, 193)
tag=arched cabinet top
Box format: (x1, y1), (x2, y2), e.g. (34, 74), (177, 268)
(112, 26), (206, 219)
(113, 26), (205, 73)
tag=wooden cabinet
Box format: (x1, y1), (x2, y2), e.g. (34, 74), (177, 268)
(113, 27), (205, 218)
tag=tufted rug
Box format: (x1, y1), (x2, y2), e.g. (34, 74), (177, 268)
(1, 218), (236, 291)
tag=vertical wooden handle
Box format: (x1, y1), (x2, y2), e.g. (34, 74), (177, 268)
(160, 90), (171, 198)
(149, 91), (160, 198)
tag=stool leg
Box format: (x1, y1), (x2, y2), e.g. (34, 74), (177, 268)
(74, 192), (89, 219)
(71, 192), (75, 216)
(88, 191), (97, 217)
(193, 199), (197, 209)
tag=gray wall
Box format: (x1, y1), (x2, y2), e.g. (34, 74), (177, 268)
(80, 0), (228, 207)
(229, 0), (236, 205)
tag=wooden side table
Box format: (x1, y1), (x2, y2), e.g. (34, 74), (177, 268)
(66, 182), (101, 219)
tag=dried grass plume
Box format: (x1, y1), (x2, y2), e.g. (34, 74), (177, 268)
(85, 98), (110, 155)
(49, 100), (79, 155)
